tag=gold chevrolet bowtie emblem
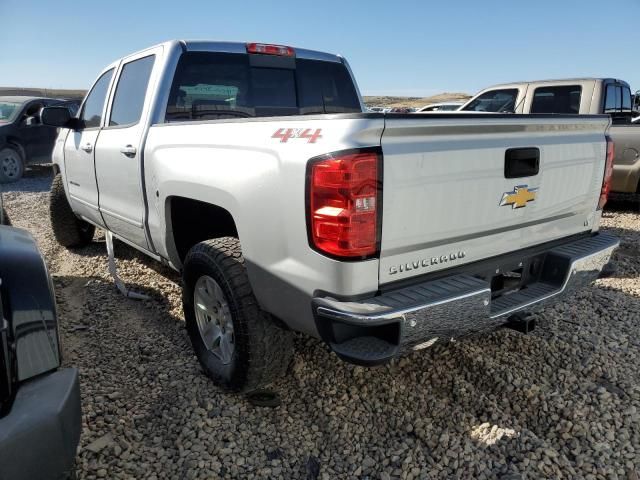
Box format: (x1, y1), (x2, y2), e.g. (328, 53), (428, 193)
(500, 185), (538, 209)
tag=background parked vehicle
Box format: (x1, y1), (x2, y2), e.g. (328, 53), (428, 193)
(42, 40), (617, 394)
(461, 78), (640, 194)
(416, 102), (463, 112)
(388, 107), (415, 113)
(0, 221), (81, 480)
(0, 96), (80, 183)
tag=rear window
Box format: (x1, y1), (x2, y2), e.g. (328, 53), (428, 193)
(165, 52), (361, 122)
(604, 83), (633, 124)
(531, 85), (581, 114)
(462, 89), (518, 113)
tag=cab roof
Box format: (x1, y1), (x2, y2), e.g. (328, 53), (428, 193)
(120, 40), (343, 64)
(482, 78), (630, 89)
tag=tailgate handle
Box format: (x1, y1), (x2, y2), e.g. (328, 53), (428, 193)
(505, 148), (539, 178)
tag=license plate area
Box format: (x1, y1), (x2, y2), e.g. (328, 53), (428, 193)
(476, 252), (547, 299)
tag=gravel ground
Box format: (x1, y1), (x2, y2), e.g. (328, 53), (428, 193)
(2, 166), (639, 480)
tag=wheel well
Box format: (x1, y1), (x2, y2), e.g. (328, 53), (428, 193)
(169, 197), (238, 262)
(5, 138), (24, 159)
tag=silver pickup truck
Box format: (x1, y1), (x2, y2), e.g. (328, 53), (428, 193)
(460, 78), (640, 194)
(41, 41), (618, 392)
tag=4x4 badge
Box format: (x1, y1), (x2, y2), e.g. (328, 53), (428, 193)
(500, 185), (538, 209)
(272, 128), (322, 143)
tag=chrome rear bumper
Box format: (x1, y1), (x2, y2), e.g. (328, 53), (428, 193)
(313, 233), (619, 365)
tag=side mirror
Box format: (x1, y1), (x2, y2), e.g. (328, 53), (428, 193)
(40, 106), (73, 128)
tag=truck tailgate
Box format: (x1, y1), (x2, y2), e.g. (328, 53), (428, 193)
(379, 115), (610, 284)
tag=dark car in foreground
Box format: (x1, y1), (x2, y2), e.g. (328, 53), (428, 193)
(0, 96), (80, 183)
(0, 215), (81, 479)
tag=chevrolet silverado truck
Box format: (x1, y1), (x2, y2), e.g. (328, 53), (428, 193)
(460, 78), (640, 194)
(41, 41), (619, 392)
(0, 223), (81, 479)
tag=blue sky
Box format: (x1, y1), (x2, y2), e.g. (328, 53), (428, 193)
(0, 0), (637, 97)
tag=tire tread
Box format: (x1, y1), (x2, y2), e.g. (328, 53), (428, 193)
(49, 173), (95, 247)
(183, 237), (293, 392)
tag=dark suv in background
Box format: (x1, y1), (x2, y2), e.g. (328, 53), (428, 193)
(0, 96), (80, 182)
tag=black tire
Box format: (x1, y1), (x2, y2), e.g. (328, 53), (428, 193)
(49, 173), (95, 247)
(182, 237), (293, 392)
(0, 145), (25, 183)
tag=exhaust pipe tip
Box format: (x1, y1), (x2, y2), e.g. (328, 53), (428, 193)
(504, 313), (536, 334)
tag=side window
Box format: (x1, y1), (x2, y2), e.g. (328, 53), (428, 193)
(80, 69), (114, 128)
(462, 89), (518, 113)
(531, 86), (582, 114)
(109, 55), (156, 126)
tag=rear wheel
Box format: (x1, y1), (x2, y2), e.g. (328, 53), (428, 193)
(182, 237), (293, 392)
(0, 145), (24, 183)
(49, 173), (95, 247)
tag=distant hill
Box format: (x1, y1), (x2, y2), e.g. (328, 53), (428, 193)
(0, 87), (86, 99)
(363, 93), (471, 108)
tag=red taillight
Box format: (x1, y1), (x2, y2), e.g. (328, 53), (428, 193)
(307, 150), (381, 259)
(246, 43), (294, 57)
(598, 135), (615, 210)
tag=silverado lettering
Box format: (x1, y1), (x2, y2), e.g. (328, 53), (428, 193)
(389, 251), (467, 275)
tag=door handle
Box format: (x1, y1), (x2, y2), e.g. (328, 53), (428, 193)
(120, 145), (137, 157)
(81, 143), (93, 153)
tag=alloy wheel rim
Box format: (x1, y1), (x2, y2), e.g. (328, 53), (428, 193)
(1, 151), (20, 178)
(193, 275), (235, 364)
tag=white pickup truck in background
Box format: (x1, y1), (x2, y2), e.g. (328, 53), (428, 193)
(460, 78), (640, 194)
(41, 41), (618, 392)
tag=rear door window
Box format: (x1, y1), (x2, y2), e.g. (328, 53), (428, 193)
(109, 55), (155, 126)
(164, 52), (361, 122)
(462, 89), (518, 113)
(531, 85), (581, 114)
